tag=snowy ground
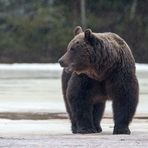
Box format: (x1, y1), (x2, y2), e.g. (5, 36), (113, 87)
(0, 63), (147, 147)
(0, 63), (147, 78)
(0, 63), (147, 115)
(0, 77), (147, 118)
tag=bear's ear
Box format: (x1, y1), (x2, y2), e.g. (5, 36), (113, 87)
(84, 29), (92, 40)
(85, 29), (96, 45)
(74, 26), (83, 36)
(85, 29), (103, 48)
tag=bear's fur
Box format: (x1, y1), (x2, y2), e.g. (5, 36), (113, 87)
(59, 26), (139, 134)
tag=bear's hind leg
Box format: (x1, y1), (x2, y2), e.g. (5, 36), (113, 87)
(93, 102), (106, 133)
(107, 73), (139, 135)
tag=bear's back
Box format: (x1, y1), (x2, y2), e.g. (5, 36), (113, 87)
(94, 32), (135, 66)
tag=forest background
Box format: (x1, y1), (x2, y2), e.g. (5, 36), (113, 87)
(0, 0), (147, 63)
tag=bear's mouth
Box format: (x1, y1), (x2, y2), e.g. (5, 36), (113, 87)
(64, 63), (86, 75)
(67, 63), (75, 72)
(64, 63), (79, 73)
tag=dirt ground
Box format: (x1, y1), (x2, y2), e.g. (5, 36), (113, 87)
(0, 133), (148, 148)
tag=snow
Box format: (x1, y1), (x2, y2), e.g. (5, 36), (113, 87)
(0, 63), (63, 78)
(136, 63), (148, 71)
(0, 102), (66, 113)
(0, 63), (146, 114)
(0, 63), (147, 79)
(0, 63), (146, 71)
(0, 63), (62, 71)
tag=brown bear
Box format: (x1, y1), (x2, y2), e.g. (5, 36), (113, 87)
(58, 26), (139, 134)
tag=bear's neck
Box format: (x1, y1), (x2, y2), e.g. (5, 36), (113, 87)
(79, 67), (107, 81)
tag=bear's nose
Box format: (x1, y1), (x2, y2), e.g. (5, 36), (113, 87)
(58, 58), (65, 67)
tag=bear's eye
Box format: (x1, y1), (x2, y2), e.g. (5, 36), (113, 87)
(70, 48), (75, 51)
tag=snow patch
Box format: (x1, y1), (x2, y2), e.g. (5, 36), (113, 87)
(0, 63), (147, 71)
(0, 63), (63, 71)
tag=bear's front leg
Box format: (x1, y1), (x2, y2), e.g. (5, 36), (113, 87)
(67, 73), (97, 134)
(93, 102), (106, 133)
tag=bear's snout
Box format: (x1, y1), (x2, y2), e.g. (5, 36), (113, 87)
(58, 52), (71, 67)
(58, 56), (68, 67)
(58, 58), (65, 67)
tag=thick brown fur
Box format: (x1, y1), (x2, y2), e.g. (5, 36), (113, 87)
(59, 26), (139, 134)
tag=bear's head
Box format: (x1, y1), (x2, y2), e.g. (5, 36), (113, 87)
(58, 26), (103, 75)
